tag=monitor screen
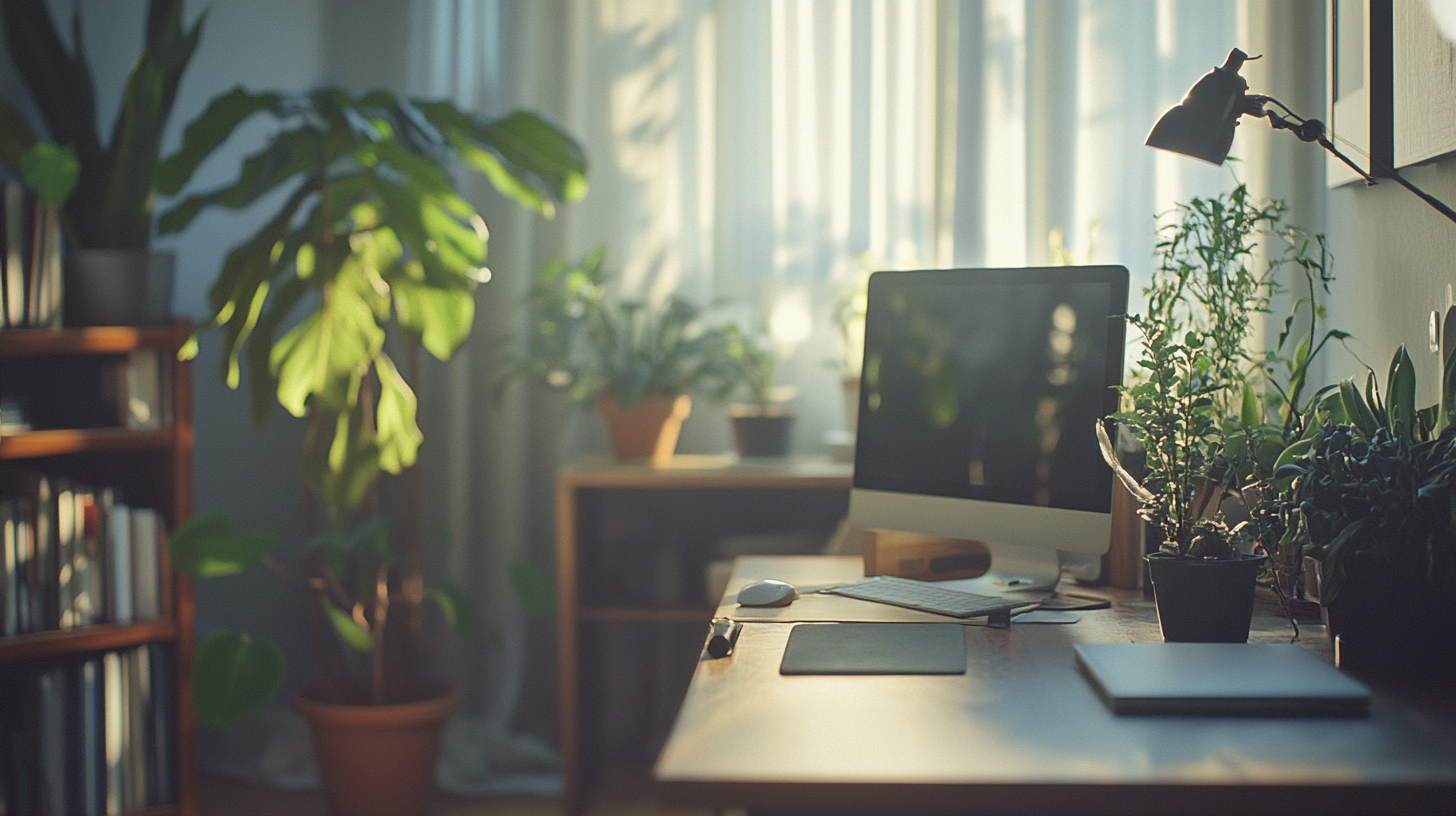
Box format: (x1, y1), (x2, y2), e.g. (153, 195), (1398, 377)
(850, 266), (1128, 587)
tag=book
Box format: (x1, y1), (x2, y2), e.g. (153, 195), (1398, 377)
(2, 501), (17, 636)
(2, 182), (23, 327)
(55, 481), (76, 629)
(105, 496), (132, 625)
(130, 509), (160, 621)
(102, 651), (124, 816)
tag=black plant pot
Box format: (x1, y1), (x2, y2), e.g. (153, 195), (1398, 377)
(730, 411), (794, 458)
(1145, 553), (1263, 642)
(63, 249), (174, 326)
(1317, 555), (1456, 683)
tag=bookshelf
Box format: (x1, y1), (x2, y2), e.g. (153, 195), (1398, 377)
(0, 322), (195, 816)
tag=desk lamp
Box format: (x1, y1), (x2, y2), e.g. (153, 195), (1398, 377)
(1147, 48), (1456, 225)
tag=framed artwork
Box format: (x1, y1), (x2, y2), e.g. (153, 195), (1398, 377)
(1326, 0), (1393, 188)
(1393, 0), (1456, 167)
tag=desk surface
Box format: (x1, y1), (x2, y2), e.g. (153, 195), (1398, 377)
(653, 556), (1456, 816)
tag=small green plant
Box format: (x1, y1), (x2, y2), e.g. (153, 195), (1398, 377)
(1278, 346), (1456, 602)
(503, 248), (730, 409)
(1101, 185), (1300, 559)
(718, 323), (777, 410)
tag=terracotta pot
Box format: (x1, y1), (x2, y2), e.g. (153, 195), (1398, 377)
(597, 394), (691, 465)
(292, 683), (461, 816)
(1145, 553), (1262, 642)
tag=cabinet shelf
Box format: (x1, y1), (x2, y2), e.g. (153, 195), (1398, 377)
(0, 620), (179, 662)
(0, 321), (196, 816)
(0, 324), (188, 357)
(0, 427), (176, 458)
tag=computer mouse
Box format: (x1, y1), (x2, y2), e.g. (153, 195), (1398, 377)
(736, 579), (798, 607)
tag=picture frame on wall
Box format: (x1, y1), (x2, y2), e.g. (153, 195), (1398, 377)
(1326, 0), (1393, 188)
(1393, 0), (1456, 168)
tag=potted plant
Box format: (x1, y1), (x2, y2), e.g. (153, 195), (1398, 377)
(0, 0), (215, 326)
(503, 248), (730, 465)
(1278, 346), (1456, 680)
(719, 323), (794, 457)
(161, 85), (585, 816)
(1099, 184), (1295, 642)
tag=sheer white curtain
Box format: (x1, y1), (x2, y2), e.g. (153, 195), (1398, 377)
(400, 0), (1313, 797)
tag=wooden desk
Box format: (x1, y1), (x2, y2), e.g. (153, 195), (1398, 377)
(556, 458), (852, 815)
(654, 556), (1456, 815)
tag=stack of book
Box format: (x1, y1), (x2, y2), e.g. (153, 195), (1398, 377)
(2, 474), (168, 636)
(0, 642), (175, 815)
(0, 180), (63, 329)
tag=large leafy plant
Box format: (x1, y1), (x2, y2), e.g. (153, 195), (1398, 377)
(0, 0), (203, 248)
(165, 86), (585, 722)
(1279, 346), (1456, 602)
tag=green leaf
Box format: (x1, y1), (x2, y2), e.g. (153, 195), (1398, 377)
(1239, 382), (1259, 428)
(428, 584), (475, 639)
(169, 511), (275, 578)
(157, 86), (281, 195)
(18, 141), (78, 204)
(324, 601), (374, 653)
(191, 631), (286, 728)
(391, 277), (476, 360)
(508, 559), (556, 616)
(1340, 379), (1378, 438)
(374, 355), (422, 473)
(1387, 345), (1417, 443)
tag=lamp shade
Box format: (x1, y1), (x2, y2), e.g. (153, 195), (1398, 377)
(1145, 49), (1253, 165)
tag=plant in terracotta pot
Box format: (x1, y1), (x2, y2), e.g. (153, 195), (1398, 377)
(0, 0), (225, 326)
(1277, 346), (1456, 679)
(1098, 184), (1295, 642)
(502, 248), (730, 465)
(719, 322), (795, 458)
(161, 85), (584, 816)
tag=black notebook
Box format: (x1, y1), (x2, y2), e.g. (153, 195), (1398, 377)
(779, 623), (966, 675)
(1075, 643), (1371, 716)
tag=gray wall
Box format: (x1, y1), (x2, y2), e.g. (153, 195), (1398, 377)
(1322, 159), (1456, 407)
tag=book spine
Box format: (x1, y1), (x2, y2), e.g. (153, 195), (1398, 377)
(77, 489), (102, 628)
(102, 651), (123, 816)
(130, 509), (160, 622)
(147, 644), (174, 806)
(38, 664), (66, 816)
(3, 182), (23, 327)
(108, 500), (132, 626)
(32, 476), (55, 631)
(1, 500), (15, 637)
(55, 482), (75, 629)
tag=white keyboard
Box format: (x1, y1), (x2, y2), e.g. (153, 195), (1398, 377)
(829, 575), (1030, 619)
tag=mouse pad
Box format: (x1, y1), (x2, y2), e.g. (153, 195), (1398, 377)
(779, 623), (966, 675)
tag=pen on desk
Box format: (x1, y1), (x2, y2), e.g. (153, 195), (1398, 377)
(706, 618), (742, 658)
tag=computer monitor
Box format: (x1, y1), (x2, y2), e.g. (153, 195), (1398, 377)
(849, 265), (1129, 591)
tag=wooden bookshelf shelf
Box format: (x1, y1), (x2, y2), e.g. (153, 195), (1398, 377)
(0, 324), (187, 357)
(0, 427), (176, 459)
(0, 323), (196, 816)
(0, 620), (179, 662)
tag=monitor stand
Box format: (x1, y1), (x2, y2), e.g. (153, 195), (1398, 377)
(934, 543), (1064, 598)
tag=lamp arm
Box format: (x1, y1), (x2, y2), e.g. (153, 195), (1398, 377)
(1249, 95), (1456, 226)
